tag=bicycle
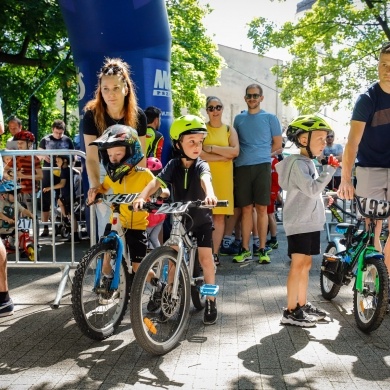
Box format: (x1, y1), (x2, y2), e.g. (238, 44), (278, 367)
(320, 194), (389, 332)
(71, 192), (139, 340)
(129, 199), (228, 355)
(2, 217), (38, 261)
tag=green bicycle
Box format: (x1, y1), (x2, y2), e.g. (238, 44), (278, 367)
(321, 195), (389, 333)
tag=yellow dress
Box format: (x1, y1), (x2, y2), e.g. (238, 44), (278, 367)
(204, 123), (234, 215)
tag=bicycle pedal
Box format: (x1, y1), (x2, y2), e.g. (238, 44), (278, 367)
(199, 284), (219, 297)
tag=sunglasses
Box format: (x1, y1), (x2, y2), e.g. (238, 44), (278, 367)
(245, 93), (261, 99)
(326, 135), (334, 138)
(207, 105), (223, 112)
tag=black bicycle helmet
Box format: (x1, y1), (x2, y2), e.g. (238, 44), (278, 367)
(286, 115), (333, 158)
(90, 124), (144, 182)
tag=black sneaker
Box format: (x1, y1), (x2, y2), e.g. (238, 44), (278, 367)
(147, 282), (166, 312)
(40, 229), (49, 238)
(280, 306), (316, 327)
(266, 239), (279, 249)
(301, 302), (327, 320)
(0, 298), (14, 317)
(213, 254), (220, 266)
(203, 299), (217, 325)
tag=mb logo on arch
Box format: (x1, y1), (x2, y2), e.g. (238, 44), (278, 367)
(153, 69), (171, 98)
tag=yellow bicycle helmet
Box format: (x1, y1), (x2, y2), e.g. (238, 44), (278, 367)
(170, 115), (207, 141)
(170, 115), (207, 160)
(287, 115), (333, 158)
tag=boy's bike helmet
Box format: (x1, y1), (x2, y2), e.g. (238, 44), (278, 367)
(0, 180), (21, 194)
(13, 131), (35, 143)
(286, 115), (332, 158)
(170, 115), (207, 160)
(90, 124), (144, 183)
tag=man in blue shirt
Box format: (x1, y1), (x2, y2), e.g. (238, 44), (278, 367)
(339, 42), (390, 273)
(232, 84), (283, 264)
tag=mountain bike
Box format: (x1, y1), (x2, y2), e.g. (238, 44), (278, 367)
(71, 192), (139, 340)
(130, 199), (228, 355)
(321, 194), (389, 332)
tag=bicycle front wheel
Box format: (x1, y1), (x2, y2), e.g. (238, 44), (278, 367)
(130, 247), (191, 355)
(320, 242), (342, 300)
(71, 242), (131, 340)
(353, 257), (389, 333)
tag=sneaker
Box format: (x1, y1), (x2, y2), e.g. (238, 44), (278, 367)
(253, 243), (260, 256)
(147, 282), (166, 312)
(259, 249), (270, 264)
(40, 229), (49, 238)
(0, 298), (14, 317)
(301, 302), (327, 320)
(220, 241), (241, 256)
(232, 248), (252, 263)
(213, 254), (220, 266)
(203, 299), (217, 325)
(280, 306), (316, 327)
(266, 239), (279, 249)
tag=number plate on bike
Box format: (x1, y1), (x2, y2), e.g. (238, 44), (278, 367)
(103, 193), (140, 204)
(155, 202), (190, 214)
(18, 218), (32, 230)
(356, 197), (390, 219)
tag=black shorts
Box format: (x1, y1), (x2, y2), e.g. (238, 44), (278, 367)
(124, 229), (147, 263)
(287, 231), (321, 257)
(192, 223), (213, 248)
(234, 163), (271, 207)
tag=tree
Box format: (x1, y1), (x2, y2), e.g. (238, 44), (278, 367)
(247, 0), (389, 114)
(0, 0), (223, 142)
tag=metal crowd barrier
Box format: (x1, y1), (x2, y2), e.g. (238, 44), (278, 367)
(2, 149), (94, 308)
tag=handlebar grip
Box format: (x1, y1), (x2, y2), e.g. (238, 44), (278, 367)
(86, 193), (104, 207)
(216, 200), (228, 207)
(325, 191), (338, 197)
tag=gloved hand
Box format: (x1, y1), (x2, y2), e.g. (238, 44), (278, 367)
(321, 154), (340, 168)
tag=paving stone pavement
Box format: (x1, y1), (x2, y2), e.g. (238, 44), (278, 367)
(2, 220), (390, 390)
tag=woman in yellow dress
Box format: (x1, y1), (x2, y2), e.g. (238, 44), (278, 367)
(201, 96), (239, 265)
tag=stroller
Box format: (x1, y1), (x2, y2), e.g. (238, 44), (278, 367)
(55, 170), (87, 239)
(0, 181), (38, 261)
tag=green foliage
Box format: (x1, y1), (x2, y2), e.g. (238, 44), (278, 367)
(0, 0), (224, 143)
(247, 0), (390, 113)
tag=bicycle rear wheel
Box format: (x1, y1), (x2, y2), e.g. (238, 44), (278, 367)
(71, 242), (131, 340)
(130, 247), (190, 355)
(353, 257), (388, 333)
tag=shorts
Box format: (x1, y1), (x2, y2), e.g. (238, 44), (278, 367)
(192, 224), (213, 248)
(287, 231), (321, 257)
(234, 163), (271, 207)
(103, 225), (147, 264)
(267, 192), (278, 214)
(59, 197), (72, 215)
(356, 167), (390, 201)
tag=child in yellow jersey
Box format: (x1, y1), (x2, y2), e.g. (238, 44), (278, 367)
(87, 125), (168, 276)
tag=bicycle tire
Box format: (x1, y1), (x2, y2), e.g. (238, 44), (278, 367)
(320, 242), (342, 300)
(191, 251), (206, 310)
(130, 246), (191, 355)
(26, 243), (35, 262)
(353, 257), (389, 333)
(71, 242), (131, 340)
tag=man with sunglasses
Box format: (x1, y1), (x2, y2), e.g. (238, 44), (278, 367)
(320, 131), (343, 190)
(232, 84), (283, 264)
